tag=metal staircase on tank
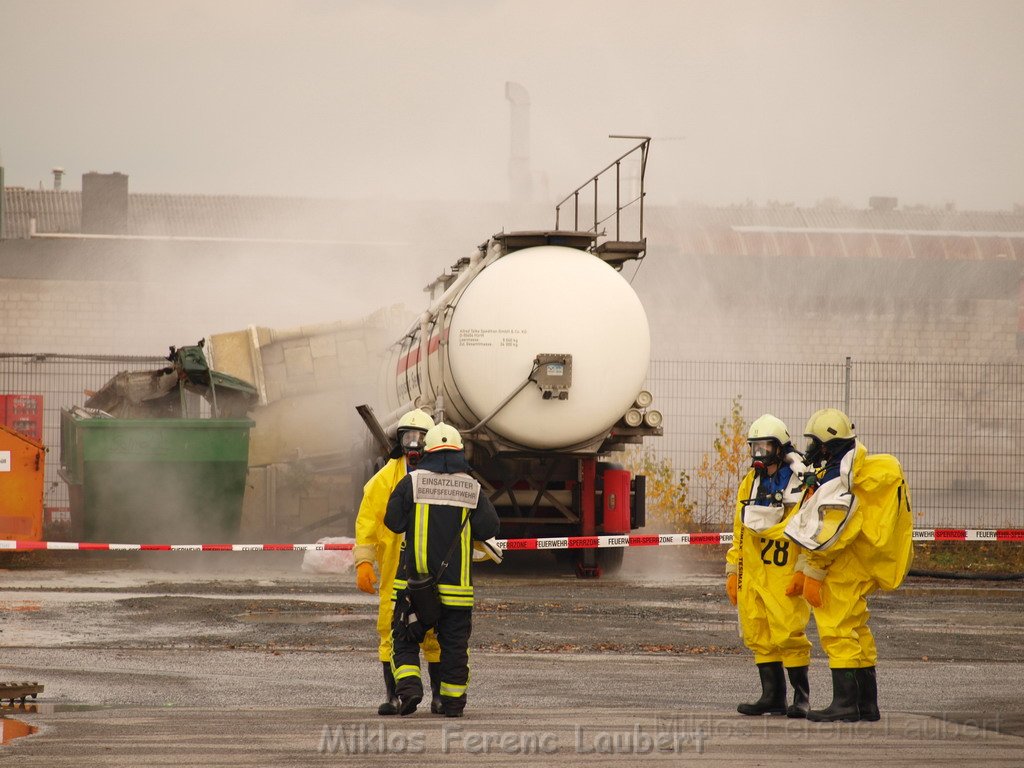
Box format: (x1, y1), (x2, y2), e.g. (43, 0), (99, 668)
(554, 135), (650, 269)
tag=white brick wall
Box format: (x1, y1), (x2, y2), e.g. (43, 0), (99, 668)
(2, 250), (1020, 365)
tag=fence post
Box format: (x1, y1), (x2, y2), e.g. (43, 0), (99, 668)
(844, 356), (852, 414)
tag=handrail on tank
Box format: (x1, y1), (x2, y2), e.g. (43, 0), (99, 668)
(554, 135), (650, 243)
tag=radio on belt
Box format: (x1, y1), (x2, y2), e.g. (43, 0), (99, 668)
(534, 353), (572, 400)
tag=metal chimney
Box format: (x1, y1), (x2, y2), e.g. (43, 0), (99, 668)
(505, 81), (533, 203)
(81, 171), (129, 234)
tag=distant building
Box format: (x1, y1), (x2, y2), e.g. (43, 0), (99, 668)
(1, 174), (1023, 361)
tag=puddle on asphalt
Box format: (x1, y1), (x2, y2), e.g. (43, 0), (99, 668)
(234, 611), (362, 625)
(2, 702), (107, 715)
(0, 601), (41, 612)
(1, 716), (37, 745)
(0, 701), (112, 744)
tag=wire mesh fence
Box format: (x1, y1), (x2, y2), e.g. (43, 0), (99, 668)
(0, 353), (167, 523)
(647, 359), (1024, 529)
(2, 353), (1021, 536)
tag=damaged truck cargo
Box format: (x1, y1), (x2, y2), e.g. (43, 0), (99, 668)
(59, 340), (257, 542)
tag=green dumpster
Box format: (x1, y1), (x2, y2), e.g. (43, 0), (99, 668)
(60, 410), (254, 542)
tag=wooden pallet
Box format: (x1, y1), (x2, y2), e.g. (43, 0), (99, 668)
(0, 682), (44, 705)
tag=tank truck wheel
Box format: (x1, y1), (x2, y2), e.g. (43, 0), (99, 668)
(574, 558), (601, 579)
(595, 547), (625, 575)
(571, 548), (624, 577)
(553, 549), (576, 566)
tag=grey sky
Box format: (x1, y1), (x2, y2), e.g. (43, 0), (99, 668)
(2, 0), (1022, 210)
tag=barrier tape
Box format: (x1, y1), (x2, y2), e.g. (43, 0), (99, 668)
(1, 529), (1023, 552)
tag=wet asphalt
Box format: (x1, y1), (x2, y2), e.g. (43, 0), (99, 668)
(1, 547), (1022, 766)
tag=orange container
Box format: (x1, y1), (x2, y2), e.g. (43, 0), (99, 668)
(0, 423), (45, 547)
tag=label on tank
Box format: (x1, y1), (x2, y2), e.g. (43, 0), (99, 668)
(0, 451), (9, 471)
(457, 328), (526, 348)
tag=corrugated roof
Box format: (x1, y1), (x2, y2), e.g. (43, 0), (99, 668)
(644, 205), (1024, 260)
(3, 189), (82, 237)
(654, 204), (1024, 232)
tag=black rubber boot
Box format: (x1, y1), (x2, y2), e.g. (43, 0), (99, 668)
(785, 665), (810, 718)
(394, 673), (424, 716)
(428, 662), (444, 715)
(398, 692), (422, 716)
(856, 666), (880, 722)
(377, 663), (400, 716)
(737, 661), (787, 716)
(807, 668), (861, 722)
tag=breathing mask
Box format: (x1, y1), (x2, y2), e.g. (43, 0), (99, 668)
(748, 438), (781, 476)
(804, 436), (824, 467)
(399, 428), (427, 465)
(806, 434), (858, 470)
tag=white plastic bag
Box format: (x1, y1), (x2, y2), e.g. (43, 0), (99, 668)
(301, 536), (356, 574)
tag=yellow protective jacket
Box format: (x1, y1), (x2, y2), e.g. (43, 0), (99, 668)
(354, 457), (407, 576)
(726, 468), (811, 666)
(354, 457), (441, 662)
(794, 442), (914, 590)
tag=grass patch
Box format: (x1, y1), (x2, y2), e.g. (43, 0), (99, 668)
(912, 541), (1024, 575)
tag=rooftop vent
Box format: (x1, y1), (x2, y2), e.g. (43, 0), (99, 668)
(868, 196), (898, 212)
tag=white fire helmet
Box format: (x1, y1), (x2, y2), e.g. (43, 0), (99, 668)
(747, 414), (789, 472)
(425, 422), (464, 452)
(397, 408), (435, 433)
(803, 408), (856, 443)
(396, 409), (434, 461)
(748, 414), (791, 445)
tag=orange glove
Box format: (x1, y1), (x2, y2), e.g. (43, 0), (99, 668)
(802, 574), (824, 607)
(726, 572), (738, 606)
(785, 571), (805, 597)
(356, 561), (378, 594)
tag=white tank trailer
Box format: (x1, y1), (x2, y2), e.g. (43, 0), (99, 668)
(367, 140), (662, 575)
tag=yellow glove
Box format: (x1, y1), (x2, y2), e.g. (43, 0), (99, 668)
(802, 574), (824, 607)
(356, 561), (378, 594)
(785, 571), (805, 597)
(726, 572), (738, 606)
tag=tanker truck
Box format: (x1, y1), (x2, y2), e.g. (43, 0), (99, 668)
(363, 138), (662, 576)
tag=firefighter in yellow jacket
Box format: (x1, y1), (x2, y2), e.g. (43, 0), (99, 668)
(353, 408), (443, 715)
(784, 408), (913, 723)
(726, 414), (813, 717)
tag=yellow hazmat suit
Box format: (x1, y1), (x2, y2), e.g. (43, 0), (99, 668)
(353, 458), (440, 663)
(727, 470), (811, 667)
(785, 441), (913, 668)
